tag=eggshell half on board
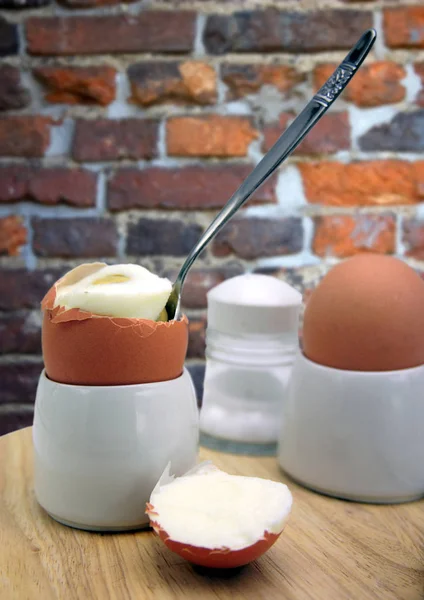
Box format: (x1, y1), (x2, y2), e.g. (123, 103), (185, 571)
(146, 463), (292, 569)
(148, 517), (280, 569)
(41, 265), (189, 386)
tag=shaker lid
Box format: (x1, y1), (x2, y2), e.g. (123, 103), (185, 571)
(207, 273), (302, 335)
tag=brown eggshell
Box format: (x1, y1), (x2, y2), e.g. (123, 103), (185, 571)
(147, 506), (281, 569)
(303, 254), (424, 372)
(41, 265), (188, 386)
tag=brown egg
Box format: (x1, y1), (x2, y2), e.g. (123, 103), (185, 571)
(302, 254), (424, 371)
(41, 266), (188, 386)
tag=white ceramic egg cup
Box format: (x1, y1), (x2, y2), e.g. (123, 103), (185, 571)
(33, 369), (199, 531)
(278, 352), (424, 504)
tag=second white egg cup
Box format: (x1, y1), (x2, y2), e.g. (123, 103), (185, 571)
(33, 369), (199, 531)
(278, 352), (424, 504)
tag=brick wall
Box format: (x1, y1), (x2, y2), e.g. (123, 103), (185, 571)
(0, 0), (423, 435)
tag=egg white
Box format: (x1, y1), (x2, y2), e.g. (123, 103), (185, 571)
(54, 264), (172, 320)
(149, 463), (293, 551)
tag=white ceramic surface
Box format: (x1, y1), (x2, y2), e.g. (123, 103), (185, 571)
(33, 369), (199, 531)
(278, 352), (424, 503)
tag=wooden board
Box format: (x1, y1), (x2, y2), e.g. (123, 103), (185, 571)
(1, 427), (424, 600)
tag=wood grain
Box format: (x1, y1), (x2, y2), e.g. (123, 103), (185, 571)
(1, 428), (424, 600)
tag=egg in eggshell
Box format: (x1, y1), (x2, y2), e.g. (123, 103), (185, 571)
(41, 263), (188, 386)
(146, 462), (293, 569)
(302, 254), (424, 372)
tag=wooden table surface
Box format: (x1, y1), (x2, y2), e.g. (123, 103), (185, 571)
(1, 428), (424, 600)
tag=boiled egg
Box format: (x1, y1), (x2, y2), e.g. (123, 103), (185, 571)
(147, 462), (292, 569)
(302, 254), (424, 371)
(41, 262), (188, 386)
(54, 263), (172, 321)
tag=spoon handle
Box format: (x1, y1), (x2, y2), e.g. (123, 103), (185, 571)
(170, 28), (376, 318)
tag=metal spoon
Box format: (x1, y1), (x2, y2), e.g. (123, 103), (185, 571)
(166, 28), (377, 321)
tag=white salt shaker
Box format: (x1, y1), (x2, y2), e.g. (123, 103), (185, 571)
(199, 273), (302, 455)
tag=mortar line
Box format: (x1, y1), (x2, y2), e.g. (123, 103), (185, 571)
(22, 213), (37, 272)
(193, 12), (207, 57)
(372, 10), (387, 61)
(96, 171), (107, 214)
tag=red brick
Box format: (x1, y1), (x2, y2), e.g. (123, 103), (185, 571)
(414, 63), (424, 107)
(403, 218), (424, 260)
(222, 64), (304, 100)
(34, 66), (116, 106)
(0, 65), (30, 111)
(0, 406), (34, 436)
(313, 215), (396, 258)
(298, 112), (350, 155)
(0, 216), (27, 256)
(204, 9), (372, 54)
(416, 161), (424, 198)
(59, 0), (135, 6)
(0, 166), (97, 207)
(1, 0), (49, 7)
(299, 161), (423, 207)
(0, 361), (43, 405)
(187, 319), (206, 359)
(0, 311), (41, 355)
(72, 119), (158, 162)
(384, 7), (424, 49)
(126, 219), (203, 257)
(0, 17), (18, 56)
(262, 112), (350, 154)
(129, 61), (217, 107)
(180, 266), (244, 309)
(0, 116), (51, 157)
(262, 113), (293, 153)
(26, 12), (196, 56)
(212, 217), (303, 260)
(359, 110), (424, 153)
(32, 217), (118, 258)
(167, 116), (258, 157)
(108, 165), (276, 211)
(253, 265), (322, 303)
(314, 62), (406, 108)
(0, 268), (64, 310)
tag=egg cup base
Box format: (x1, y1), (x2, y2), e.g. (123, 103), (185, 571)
(280, 467), (424, 505)
(277, 352), (424, 504)
(46, 512), (151, 533)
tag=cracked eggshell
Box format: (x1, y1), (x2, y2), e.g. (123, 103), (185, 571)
(148, 519), (280, 569)
(41, 265), (189, 386)
(146, 462), (292, 569)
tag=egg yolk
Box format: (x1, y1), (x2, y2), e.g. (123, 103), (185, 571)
(92, 274), (131, 285)
(157, 308), (168, 322)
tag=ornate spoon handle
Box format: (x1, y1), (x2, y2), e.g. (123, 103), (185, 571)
(167, 28), (377, 320)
